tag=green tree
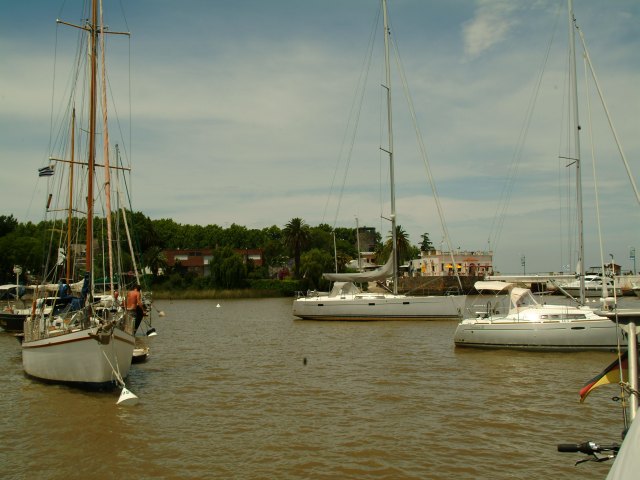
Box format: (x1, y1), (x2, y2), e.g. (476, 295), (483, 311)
(420, 233), (434, 252)
(152, 218), (185, 248)
(259, 225), (285, 271)
(209, 246), (247, 288)
(380, 225), (413, 277)
(0, 231), (43, 283)
(221, 255), (247, 288)
(0, 214), (18, 237)
(143, 246), (168, 277)
(299, 248), (334, 290)
(283, 217), (310, 279)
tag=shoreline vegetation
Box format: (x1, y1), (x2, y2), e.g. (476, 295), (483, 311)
(152, 288), (291, 300)
(1, 214), (435, 296)
(151, 279), (301, 300)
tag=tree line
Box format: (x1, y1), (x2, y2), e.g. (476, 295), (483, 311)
(0, 213), (434, 295)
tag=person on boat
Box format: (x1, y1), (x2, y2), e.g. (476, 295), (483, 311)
(57, 279), (72, 299)
(54, 279), (75, 314)
(126, 284), (145, 331)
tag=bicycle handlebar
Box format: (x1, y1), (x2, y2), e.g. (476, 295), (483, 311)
(557, 441), (619, 455)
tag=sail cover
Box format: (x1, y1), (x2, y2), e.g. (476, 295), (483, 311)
(323, 256), (394, 282)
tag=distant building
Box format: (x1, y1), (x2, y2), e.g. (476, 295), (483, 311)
(356, 227), (378, 253)
(347, 251), (377, 271)
(163, 248), (264, 277)
(407, 249), (493, 277)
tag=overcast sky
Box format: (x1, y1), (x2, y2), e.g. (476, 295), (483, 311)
(1, 0), (638, 274)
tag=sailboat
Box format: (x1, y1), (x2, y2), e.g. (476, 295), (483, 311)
(22, 0), (136, 390)
(453, 280), (623, 350)
(561, 273), (622, 298)
(293, 0), (465, 321)
(454, 0), (627, 350)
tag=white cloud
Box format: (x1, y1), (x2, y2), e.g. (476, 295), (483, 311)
(1, 0), (638, 274)
(463, 0), (520, 58)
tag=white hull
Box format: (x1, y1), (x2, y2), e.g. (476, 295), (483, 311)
(561, 286), (622, 298)
(22, 327), (134, 385)
(454, 317), (622, 351)
(293, 293), (465, 321)
(454, 281), (626, 350)
(560, 275), (621, 298)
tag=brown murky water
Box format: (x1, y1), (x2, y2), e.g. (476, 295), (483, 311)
(2, 297), (637, 479)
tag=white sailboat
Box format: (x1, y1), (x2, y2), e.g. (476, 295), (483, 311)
(293, 0), (465, 321)
(454, 0), (627, 350)
(560, 274), (622, 298)
(453, 281), (622, 350)
(22, 0), (136, 390)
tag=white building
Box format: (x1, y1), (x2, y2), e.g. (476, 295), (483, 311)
(407, 250), (493, 277)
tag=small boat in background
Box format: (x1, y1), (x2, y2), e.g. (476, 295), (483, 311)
(560, 274), (622, 298)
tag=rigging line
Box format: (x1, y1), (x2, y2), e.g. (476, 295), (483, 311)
(116, 148), (146, 286)
(489, 4), (562, 255)
(128, 32), (132, 169)
(583, 58), (607, 295)
(114, 148), (141, 283)
(105, 63), (132, 169)
(390, 37), (462, 290)
(576, 26), (640, 205)
(558, 42), (576, 273)
(117, 0), (131, 33)
(100, 0), (115, 294)
(113, 0), (133, 168)
(48, 23), (60, 158)
(324, 6), (381, 228)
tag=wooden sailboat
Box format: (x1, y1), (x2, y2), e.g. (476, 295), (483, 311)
(293, 0), (465, 321)
(22, 0), (136, 390)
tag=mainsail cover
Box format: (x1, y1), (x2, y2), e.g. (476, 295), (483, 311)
(323, 256), (394, 282)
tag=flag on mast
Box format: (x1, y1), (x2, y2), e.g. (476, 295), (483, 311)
(38, 165), (55, 177)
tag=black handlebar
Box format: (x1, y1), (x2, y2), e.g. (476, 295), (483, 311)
(557, 441), (619, 455)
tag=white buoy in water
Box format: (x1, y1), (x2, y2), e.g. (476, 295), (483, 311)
(216, 304), (221, 308)
(117, 387), (139, 406)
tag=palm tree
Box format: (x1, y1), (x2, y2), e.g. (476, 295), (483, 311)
(283, 217), (310, 278)
(143, 246), (168, 277)
(384, 225), (412, 275)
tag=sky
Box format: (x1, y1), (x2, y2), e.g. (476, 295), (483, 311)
(1, 0), (638, 275)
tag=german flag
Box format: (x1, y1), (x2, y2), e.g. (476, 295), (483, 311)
(579, 352), (627, 403)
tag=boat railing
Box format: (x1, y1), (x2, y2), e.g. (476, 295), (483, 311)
(464, 297), (508, 321)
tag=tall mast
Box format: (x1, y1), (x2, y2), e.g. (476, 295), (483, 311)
(99, 0), (115, 295)
(86, 0), (98, 276)
(381, 0), (398, 294)
(568, 0), (585, 305)
(66, 108), (76, 282)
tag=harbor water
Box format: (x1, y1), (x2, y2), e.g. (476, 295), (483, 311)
(2, 296), (638, 479)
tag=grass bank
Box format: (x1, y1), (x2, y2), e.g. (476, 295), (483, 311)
(151, 279), (302, 300)
(151, 289), (290, 300)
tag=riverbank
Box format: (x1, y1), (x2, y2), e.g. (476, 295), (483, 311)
(151, 288), (289, 300)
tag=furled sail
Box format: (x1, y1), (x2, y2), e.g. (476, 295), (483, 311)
(323, 256), (394, 282)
